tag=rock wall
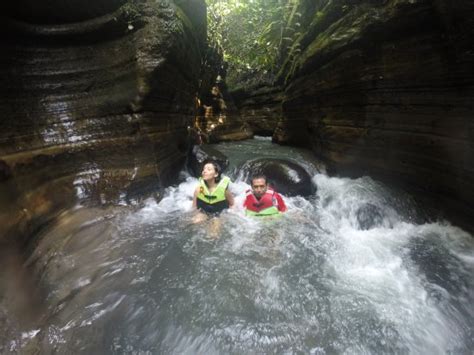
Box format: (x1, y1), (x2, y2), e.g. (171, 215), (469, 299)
(231, 84), (284, 136)
(0, 0), (207, 244)
(272, 0), (474, 228)
(194, 80), (253, 143)
(189, 45), (253, 143)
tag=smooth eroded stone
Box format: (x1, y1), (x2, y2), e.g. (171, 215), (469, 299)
(2, 0), (126, 24)
(238, 158), (315, 197)
(0, 0), (207, 244)
(188, 145), (229, 178)
(0, 160), (12, 182)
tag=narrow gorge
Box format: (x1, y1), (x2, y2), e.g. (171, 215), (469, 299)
(0, 0), (473, 353)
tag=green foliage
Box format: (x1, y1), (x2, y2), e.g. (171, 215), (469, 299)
(206, 0), (297, 82)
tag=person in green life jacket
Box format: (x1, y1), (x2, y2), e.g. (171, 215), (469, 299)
(192, 160), (234, 224)
(244, 174), (287, 217)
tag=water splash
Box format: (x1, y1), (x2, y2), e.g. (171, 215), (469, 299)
(1, 141), (472, 354)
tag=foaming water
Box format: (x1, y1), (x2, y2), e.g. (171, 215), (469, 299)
(1, 140), (473, 354)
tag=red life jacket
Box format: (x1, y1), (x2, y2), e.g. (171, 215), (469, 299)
(244, 188), (278, 214)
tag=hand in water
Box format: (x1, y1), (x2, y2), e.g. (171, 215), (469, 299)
(191, 212), (221, 240)
(192, 211), (208, 224)
(207, 217), (221, 240)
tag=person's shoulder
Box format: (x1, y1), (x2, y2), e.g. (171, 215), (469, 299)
(276, 192), (286, 201)
(220, 175), (231, 183)
(268, 188), (281, 196)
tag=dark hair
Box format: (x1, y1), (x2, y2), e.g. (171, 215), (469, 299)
(250, 174), (267, 186)
(202, 159), (222, 182)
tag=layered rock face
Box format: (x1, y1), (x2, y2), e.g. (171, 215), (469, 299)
(187, 41), (253, 143)
(196, 82), (253, 142)
(0, 0), (206, 244)
(231, 84), (284, 136)
(274, 0), (474, 228)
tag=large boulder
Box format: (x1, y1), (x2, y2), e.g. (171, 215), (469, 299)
(238, 158), (315, 197)
(188, 145), (229, 178)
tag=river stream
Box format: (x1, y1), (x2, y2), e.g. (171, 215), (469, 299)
(1, 138), (473, 354)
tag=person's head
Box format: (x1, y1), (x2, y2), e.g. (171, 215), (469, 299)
(250, 174), (268, 198)
(201, 160), (221, 183)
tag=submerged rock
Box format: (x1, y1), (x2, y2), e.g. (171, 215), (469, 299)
(355, 203), (385, 230)
(239, 158), (314, 197)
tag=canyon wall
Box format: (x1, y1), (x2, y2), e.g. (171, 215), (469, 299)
(271, 0), (474, 228)
(231, 84), (284, 136)
(0, 0), (207, 244)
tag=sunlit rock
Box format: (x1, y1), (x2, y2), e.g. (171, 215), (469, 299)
(196, 81), (253, 143)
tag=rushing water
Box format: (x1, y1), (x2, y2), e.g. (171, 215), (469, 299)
(1, 138), (473, 354)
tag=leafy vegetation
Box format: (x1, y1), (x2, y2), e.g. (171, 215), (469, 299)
(206, 0), (299, 86)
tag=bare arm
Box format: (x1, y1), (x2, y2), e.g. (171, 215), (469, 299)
(193, 186), (199, 209)
(225, 189), (234, 207)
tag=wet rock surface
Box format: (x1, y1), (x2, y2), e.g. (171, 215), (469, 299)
(231, 84), (284, 136)
(1, 0), (127, 24)
(188, 145), (230, 178)
(0, 0), (206, 243)
(238, 158), (315, 197)
(196, 81), (253, 143)
(271, 0), (474, 229)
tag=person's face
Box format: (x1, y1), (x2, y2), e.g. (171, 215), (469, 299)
(202, 163), (218, 182)
(251, 178), (267, 198)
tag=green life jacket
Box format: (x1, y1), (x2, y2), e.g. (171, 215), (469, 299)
(245, 206), (280, 217)
(197, 175), (230, 205)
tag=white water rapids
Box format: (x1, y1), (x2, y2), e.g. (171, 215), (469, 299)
(1, 138), (473, 354)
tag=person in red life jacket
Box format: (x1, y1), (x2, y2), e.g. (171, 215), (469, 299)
(244, 174), (287, 217)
